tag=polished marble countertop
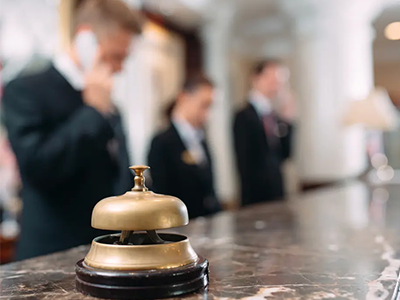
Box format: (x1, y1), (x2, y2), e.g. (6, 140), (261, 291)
(2, 181), (400, 300)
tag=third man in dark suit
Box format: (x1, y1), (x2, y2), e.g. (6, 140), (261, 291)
(234, 60), (295, 206)
(148, 75), (221, 219)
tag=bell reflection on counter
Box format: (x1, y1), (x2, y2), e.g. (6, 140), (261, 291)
(75, 166), (209, 299)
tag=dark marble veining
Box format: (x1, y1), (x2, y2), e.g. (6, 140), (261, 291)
(2, 180), (400, 299)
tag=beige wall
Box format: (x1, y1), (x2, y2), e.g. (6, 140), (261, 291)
(58, 0), (79, 51)
(374, 62), (400, 168)
(230, 53), (253, 108)
(374, 62), (400, 105)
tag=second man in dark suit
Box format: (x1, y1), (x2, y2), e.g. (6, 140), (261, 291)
(148, 75), (221, 219)
(234, 60), (295, 206)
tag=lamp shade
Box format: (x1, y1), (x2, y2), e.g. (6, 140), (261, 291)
(343, 87), (399, 131)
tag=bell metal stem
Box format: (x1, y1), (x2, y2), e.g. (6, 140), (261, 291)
(119, 230), (133, 244)
(147, 230), (166, 244)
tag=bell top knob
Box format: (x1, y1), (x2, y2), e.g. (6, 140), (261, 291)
(130, 165), (150, 191)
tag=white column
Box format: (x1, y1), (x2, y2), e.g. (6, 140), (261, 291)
(113, 36), (155, 166)
(289, 1), (383, 183)
(201, 4), (237, 202)
(113, 24), (184, 166)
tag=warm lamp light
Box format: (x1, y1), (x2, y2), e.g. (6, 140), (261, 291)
(343, 88), (400, 184)
(343, 87), (399, 131)
(384, 22), (400, 41)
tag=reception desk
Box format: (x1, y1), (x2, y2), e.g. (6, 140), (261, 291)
(2, 181), (400, 299)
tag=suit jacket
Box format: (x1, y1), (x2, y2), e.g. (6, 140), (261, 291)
(147, 124), (221, 219)
(2, 65), (133, 260)
(233, 103), (292, 206)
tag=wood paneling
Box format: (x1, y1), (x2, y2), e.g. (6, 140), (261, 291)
(143, 10), (203, 76)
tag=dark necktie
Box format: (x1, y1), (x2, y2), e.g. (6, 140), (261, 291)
(199, 139), (209, 167)
(106, 112), (132, 195)
(107, 114), (121, 161)
(262, 114), (280, 149)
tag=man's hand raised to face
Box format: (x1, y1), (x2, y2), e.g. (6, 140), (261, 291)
(83, 50), (114, 116)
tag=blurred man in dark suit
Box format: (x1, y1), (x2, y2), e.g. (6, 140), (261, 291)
(2, 0), (141, 260)
(148, 75), (221, 219)
(234, 60), (295, 206)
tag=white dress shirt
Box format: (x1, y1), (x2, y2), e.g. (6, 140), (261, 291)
(172, 116), (208, 165)
(249, 89), (272, 118)
(53, 53), (85, 91)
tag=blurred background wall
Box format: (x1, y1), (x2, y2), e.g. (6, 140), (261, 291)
(2, 0), (400, 205)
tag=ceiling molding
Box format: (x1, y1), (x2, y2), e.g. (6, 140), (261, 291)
(235, 16), (286, 37)
(142, 0), (400, 64)
(143, 0), (202, 29)
(232, 36), (292, 59)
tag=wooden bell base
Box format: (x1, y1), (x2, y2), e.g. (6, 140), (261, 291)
(75, 257), (209, 299)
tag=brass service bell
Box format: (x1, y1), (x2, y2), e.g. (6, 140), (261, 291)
(75, 166), (209, 299)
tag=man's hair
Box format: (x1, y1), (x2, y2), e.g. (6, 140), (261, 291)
(253, 59), (282, 76)
(182, 74), (214, 93)
(74, 0), (143, 35)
